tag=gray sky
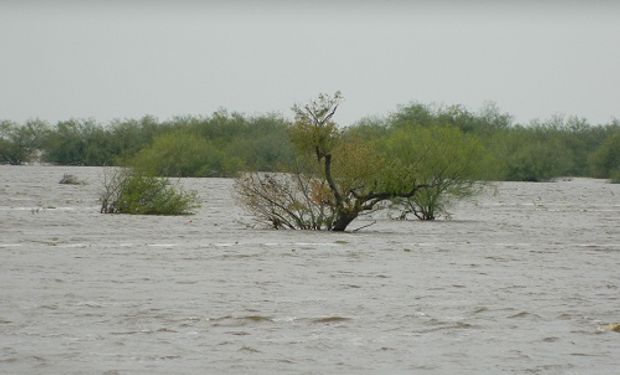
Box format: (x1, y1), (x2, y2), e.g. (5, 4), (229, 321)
(1, 0), (619, 126)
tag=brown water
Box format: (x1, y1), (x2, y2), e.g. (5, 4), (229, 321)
(1, 165), (619, 374)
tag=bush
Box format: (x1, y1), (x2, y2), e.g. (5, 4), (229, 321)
(234, 172), (337, 230)
(42, 119), (116, 166)
(59, 174), (86, 185)
(0, 120), (49, 164)
(100, 169), (200, 215)
(129, 131), (241, 177)
(383, 125), (486, 220)
(590, 131), (620, 180)
(490, 129), (574, 181)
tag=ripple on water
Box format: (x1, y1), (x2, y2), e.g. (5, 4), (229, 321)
(210, 315), (274, 327)
(238, 346), (261, 353)
(507, 311), (542, 319)
(416, 321), (478, 333)
(311, 316), (352, 324)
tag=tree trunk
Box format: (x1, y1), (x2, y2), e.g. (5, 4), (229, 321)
(331, 211), (357, 232)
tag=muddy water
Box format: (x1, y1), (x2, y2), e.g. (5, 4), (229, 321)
(1, 165), (619, 374)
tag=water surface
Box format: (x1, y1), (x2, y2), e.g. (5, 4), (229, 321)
(1, 166), (619, 374)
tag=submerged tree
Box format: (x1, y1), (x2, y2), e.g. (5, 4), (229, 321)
(234, 172), (336, 230)
(385, 126), (486, 220)
(235, 92), (448, 231)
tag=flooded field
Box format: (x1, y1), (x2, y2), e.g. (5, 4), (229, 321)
(1, 165), (619, 374)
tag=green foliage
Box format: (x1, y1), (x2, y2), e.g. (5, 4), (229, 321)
(590, 130), (620, 180)
(489, 127), (574, 181)
(125, 113), (294, 175)
(236, 94), (488, 230)
(289, 92), (342, 160)
(238, 92), (385, 231)
(383, 126), (486, 220)
(0, 120), (49, 164)
(222, 115), (295, 172)
(109, 116), (168, 164)
(329, 137), (392, 202)
(390, 101), (512, 134)
(129, 131), (239, 177)
(100, 169), (200, 215)
(1, 102), (618, 184)
(556, 117), (601, 176)
(383, 105), (616, 182)
(42, 119), (116, 165)
(405, 188), (445, 221)
(31, 112), (294, 175)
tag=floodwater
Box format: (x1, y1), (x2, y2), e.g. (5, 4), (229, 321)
(1, 165), (619, 374)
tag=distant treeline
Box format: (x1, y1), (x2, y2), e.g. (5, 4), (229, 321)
(1, 103), (619, 182)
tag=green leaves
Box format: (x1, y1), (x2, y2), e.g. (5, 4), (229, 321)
(0, 119), (49, 164)
(491, 129), (574, 182)
(129, 131), (236, 177)
(381, 125), (486, 220)
(100, 169), (200, 215)
(590, 130), (620, 180)
(289, 92), (343, 160)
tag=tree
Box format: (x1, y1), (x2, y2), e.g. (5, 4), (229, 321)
(128, 131), (241, 177)
(486, 125), (575, 182)
(234, 172), (336, 230)
(384, 126), (486, 220)
(590, 130), (620, 182)
(0, 120), (48, 164)
(287, 92), (408, 231)
(236, 93), (438, 231)
(390, 102), (511, 135)
(42, 119), (116, 165)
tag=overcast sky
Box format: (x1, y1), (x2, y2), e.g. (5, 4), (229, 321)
(1, 0), (619, 126)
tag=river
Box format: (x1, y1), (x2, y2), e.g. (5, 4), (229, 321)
(1, 166), (618, 374)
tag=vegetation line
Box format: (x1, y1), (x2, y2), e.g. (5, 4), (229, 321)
(1, 101), (618, 182)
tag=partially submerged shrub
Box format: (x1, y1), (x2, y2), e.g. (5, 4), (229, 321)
(392, 182), (482, 221)
(393, 187), (447, 221)
(59, 173), (85, 185)
(99, 168), (200, 215)
(235, 93), (459, 231)
(385, 126), (485, 220)
(234, 172), (337, 230)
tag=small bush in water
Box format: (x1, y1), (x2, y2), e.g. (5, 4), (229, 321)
(100, 169), (200, 215)
(59, 173), (85, 185)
